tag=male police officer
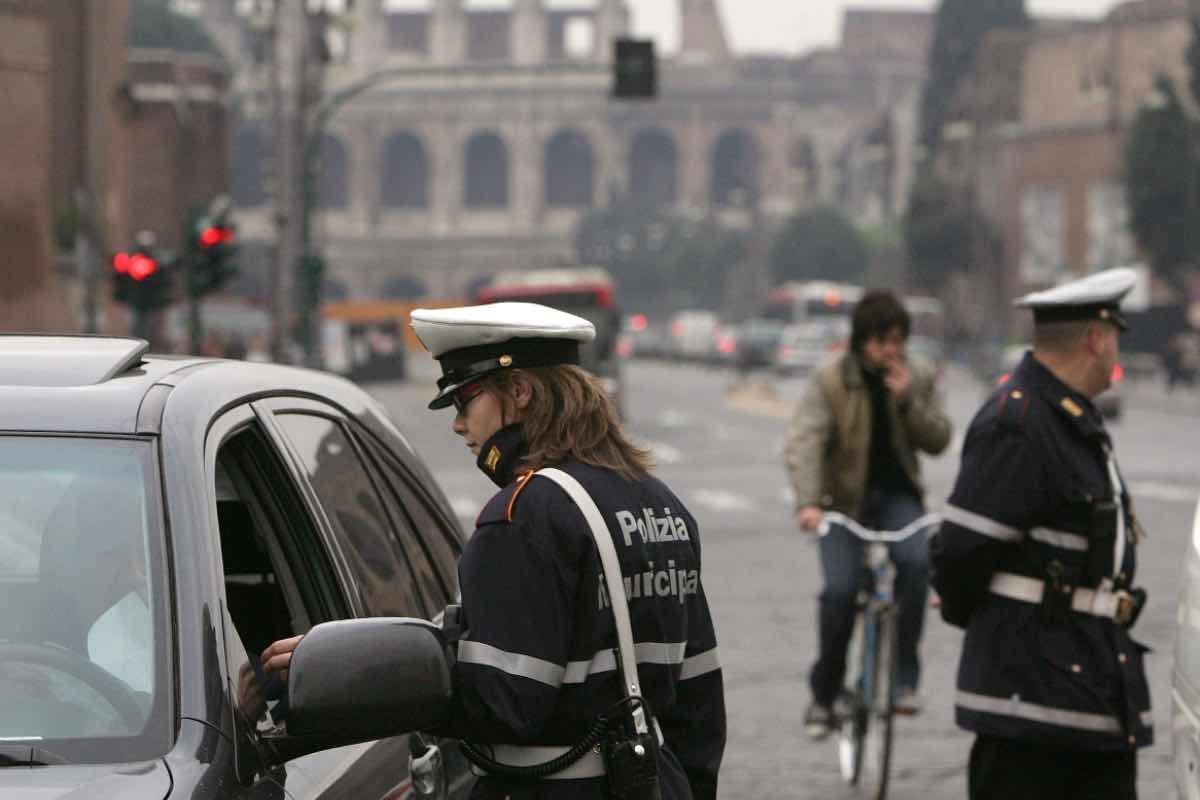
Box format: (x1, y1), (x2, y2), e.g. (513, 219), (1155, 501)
(930, 268), (1151, 800)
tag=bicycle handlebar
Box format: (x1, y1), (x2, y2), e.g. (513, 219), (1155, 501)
(817, 510), (943, 542)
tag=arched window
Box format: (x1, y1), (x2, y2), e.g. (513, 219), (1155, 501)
(318, 134), (350, 210)
(464, 132), (509, 208)
(711, 128), (760, 207)
(231, 128), (267, 207)
(381, 132), (428, 209)
(544, 130), (594, 207)
(629, 128), (678, 207)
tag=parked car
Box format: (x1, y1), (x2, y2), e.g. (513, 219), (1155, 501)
(667, 310), (722, 363)
(987, 344), (1123, 419)
(0, 335), (473, 798)
(773, 318), (850, 375)
(722, 318), (785, 371)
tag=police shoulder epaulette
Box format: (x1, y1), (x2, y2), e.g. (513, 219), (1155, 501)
(995, 384), (1032, 430)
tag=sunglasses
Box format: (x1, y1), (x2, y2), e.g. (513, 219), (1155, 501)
(451, 383), (484, 415)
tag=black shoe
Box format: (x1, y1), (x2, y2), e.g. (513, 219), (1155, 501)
(804, 701), (834, 740)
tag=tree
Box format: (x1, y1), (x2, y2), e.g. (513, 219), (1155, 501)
(903, 175), (971, 291)
(919, 0), (1029, 152)
(767, 207), (870, 286)
(1125, 75), (1200, 287)
(573, 205), (747, 310)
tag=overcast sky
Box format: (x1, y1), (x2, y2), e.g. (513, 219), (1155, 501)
(622, 0), (1123, 55)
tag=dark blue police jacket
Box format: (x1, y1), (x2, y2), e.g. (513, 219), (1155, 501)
(930, 353), (1152, 752)
(443, 426), (726, 799)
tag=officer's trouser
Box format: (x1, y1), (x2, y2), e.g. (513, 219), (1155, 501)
(968, 735), (1137, 800)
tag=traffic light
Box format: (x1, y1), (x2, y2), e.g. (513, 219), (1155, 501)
(188, 210), (238, 297)
(111, 244), (174, 311)
(613, 38), (657, 99)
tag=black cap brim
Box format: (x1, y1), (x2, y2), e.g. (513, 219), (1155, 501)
(1032, 304), (1128, 332)
(428, 337), (581, 410)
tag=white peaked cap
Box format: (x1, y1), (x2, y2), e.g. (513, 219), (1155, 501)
(410, 302), (596, 409)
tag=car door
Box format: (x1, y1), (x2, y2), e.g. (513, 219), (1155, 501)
(258, 396), (470, 799)
(206, 403), (424, 800)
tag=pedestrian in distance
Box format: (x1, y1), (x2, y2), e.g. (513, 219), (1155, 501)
(784, 289), (953, 738)
(930, 267), (1151, 800)
(262, 301), (726, 800)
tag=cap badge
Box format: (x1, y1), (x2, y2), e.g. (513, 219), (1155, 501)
(1060, 397), (1084, 418)
(484, 446), (502, 472)
(499, 354), (513, 367)
(1099, 309), (1111, 320)
(1011, 390), (1023, 400)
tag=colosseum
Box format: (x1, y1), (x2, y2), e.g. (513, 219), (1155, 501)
(203, 0), (931, 299)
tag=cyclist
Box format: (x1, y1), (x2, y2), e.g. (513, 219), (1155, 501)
(784, 289), (953, 738)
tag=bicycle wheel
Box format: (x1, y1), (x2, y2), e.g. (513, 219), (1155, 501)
(859, 605), (897, 800)
(837, 610), (868, 786)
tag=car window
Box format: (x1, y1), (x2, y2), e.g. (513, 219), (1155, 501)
(355, 431), (461, 610)
(0, 435), (170, 763)
(274, 413), (428, 618)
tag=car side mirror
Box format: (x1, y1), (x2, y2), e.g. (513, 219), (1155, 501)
(263, 618), (452, 763)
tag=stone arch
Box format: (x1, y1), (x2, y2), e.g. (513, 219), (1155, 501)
(629, 128), (678, 207)
(710, 128), (761, 207)
(544, 129), (594, 208)
(381, 131), (429, 209)
(379, 274), (429, 299)
(323, 277), (349, 301)
(464, 131), (510, 208)
(231, 127), (267, 207)
(317, 133), (350, 210)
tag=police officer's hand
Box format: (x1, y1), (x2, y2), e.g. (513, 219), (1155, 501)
(796, 505), (824, 533)
(261, 634), (304, 681)
(884, 358), (913, 404)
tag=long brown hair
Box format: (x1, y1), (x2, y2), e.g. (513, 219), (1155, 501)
(483, 365), (654, 481)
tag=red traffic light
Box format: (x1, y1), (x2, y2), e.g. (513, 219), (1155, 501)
(199, 226), (234, 248)
(113, 251), (158, 281)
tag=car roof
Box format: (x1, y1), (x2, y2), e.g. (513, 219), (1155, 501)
(0, 335), (399, 439)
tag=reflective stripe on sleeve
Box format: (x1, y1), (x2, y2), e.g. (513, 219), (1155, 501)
(679, 647), (721, 680)
(942, 504), (1023, 542)
(1029, 526), (1089, 552)
(956, 690), (1121, 733)
(563, 641), (688, 684)
(458, 640), (565, 688)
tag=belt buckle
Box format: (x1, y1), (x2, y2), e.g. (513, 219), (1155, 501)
(1114, 590), (1134, 626)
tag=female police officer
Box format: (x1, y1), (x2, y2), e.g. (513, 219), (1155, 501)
(263, 301), (725, 800)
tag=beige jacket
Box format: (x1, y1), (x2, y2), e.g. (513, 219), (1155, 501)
(783, 351), (952, 518)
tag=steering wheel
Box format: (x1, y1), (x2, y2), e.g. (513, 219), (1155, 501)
(0, 641), (147, 732)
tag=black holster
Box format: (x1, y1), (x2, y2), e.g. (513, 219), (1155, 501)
(1084, 500), (1119, 587)
(601, 709), (661, 800)
(1041, 560), (1080, 626)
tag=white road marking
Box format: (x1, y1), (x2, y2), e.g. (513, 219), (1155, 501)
(690, 489), (755, 514)
(1130, 481), (1198, 505)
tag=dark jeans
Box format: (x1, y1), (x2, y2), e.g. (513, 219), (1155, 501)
(968, 735), (1137, 800)
(809, 488), (928, 706)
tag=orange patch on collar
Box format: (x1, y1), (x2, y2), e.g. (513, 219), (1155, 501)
(484, 445), (502, 472)
(506, 471), (535, 522)
(1060, 397), (1083, 418)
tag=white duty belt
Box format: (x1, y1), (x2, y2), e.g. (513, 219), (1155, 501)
(989, 571), (1134, 623)
(474, 468), (654, 780)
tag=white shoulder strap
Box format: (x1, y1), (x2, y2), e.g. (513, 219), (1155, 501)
(535, 468), (643, 704)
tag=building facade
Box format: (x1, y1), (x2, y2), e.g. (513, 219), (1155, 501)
(209, 1), (931, 301)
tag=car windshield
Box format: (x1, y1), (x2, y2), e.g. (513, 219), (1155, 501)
(0, 436), (170, 763)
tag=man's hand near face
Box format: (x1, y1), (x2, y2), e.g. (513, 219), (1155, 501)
(884, 357), (913, 405)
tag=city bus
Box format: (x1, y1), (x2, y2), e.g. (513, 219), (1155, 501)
(763, 280), (864, 326)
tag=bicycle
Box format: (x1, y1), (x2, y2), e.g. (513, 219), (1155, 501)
(817, 510), (942, 800)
